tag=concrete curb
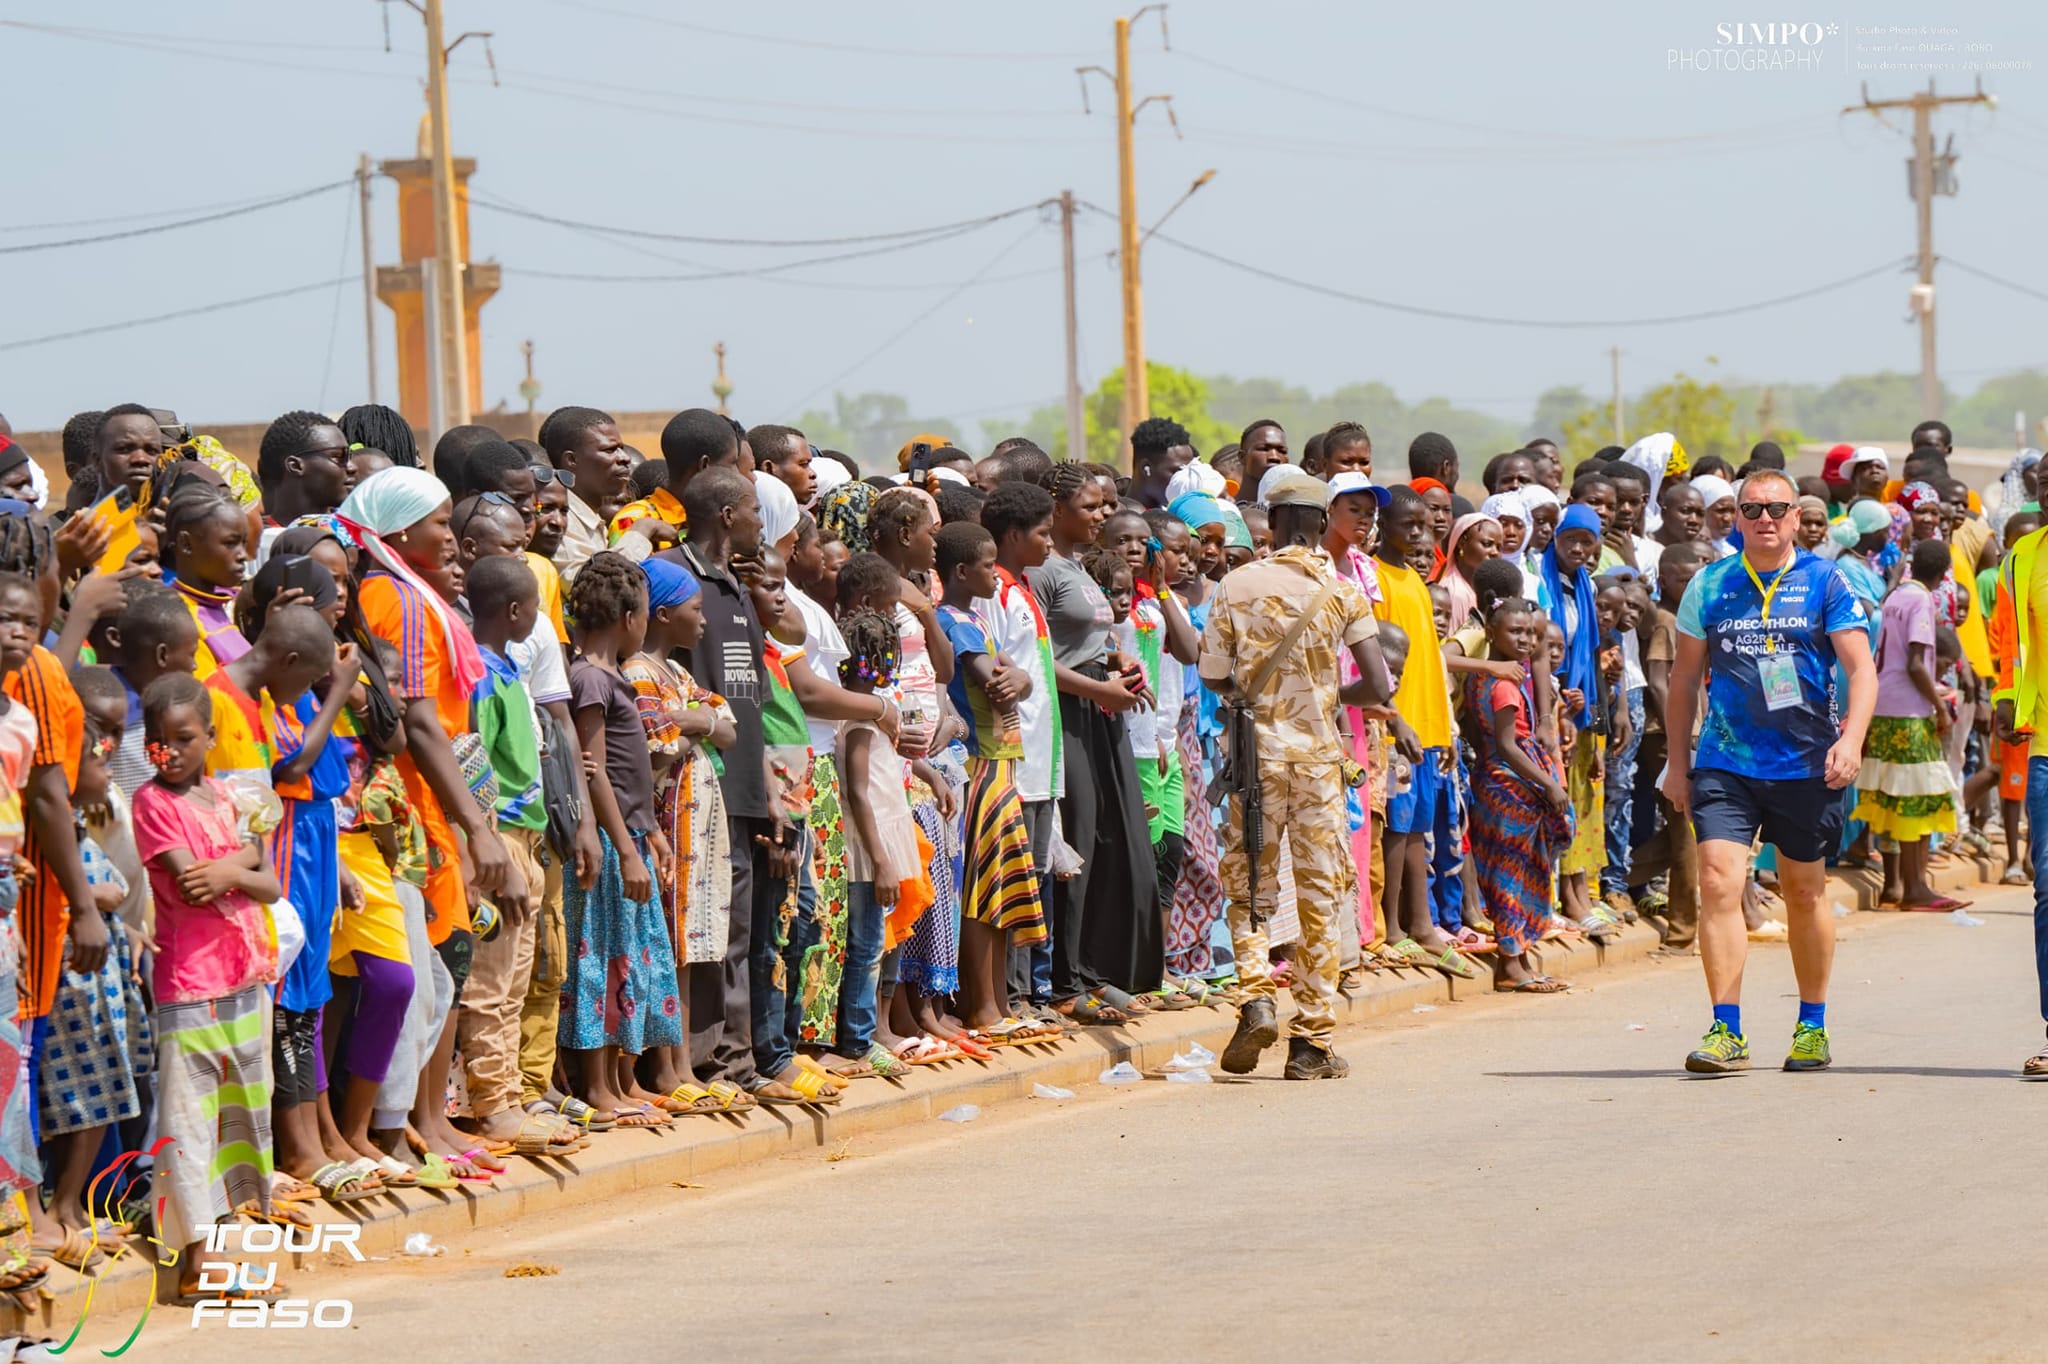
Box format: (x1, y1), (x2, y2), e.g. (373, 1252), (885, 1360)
(8, 856), (1999, 1331)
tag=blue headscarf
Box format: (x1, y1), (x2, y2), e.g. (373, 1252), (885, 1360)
(1542, 502), (1603, 732)
(1169, 491), (1226, 534)
(642, 556), (701, 611)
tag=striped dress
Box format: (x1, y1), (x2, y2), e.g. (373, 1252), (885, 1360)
(1463, 673), (1573, 957)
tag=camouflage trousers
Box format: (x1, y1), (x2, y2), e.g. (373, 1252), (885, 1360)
(1220, 761), (1347, 1039)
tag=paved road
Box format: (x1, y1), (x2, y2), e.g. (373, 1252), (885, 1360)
(125, 888), (2046, 1364)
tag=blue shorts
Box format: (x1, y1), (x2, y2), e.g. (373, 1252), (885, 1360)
(1386, 746), (1455, 837)
(1690, 767), (1844, 865)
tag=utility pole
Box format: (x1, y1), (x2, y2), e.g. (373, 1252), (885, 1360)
(1843, 78), (1993, 421)
(1078, 6), (1174, 456)
(1609, 346), (1623, 445)
(1059, 191), (1084, 462)
(356, 153), (379, 404)
(423, 0), (470, 433)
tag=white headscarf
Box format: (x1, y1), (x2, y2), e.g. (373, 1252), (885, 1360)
(1621, 433), (1674, 532)
(1165, 461), (1227, 504)
(754, 469), (800, 548)
(811, 456), (852, 502)
(335, 467), (483, 697)
(1480, 491), (1529, 555)
(1689, 474), (1735, 512)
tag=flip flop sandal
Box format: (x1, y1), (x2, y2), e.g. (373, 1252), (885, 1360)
(1055, 995), (1131, 1026)
(1433, 946), (1478, 980)
(1385, 938), (1436, 970)
(947, 1033), (995, 1060)
(1907, 896), (1973, 912)
(552, 1097), (617, 1132)
(819, 1054), (875, 1079)
(792, 1055), (854, 1091)
(234, 1198), (313, 1229)
(659, 1083), (735, 1116)
(754, 1068), (843, 1106)
(2004, 864), (2032, 885)
(372, 1155), (421, 1189)
(704, 1080), (758, 1112)
(863, 1043), (912, 1079)
(1094, 985), (1153, 1015)
(409, 1154), (461, 1191)
(31, 1229), (104, 1272)
(270, 1175), (321, 1205)
(308, 1160), (379, 1205)
(1495, 975), (1569, 994)
(447, 1150), (500, 1182)
(2024, 1048), (2048, 1078)
(0, 1260), (49, 1295)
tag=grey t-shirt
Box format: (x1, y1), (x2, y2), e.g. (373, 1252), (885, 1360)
(1027, 553), (1116, 669)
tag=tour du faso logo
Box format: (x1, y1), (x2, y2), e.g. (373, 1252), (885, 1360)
(44, 1139), (362, 1355)
(1670, 21), (1839, 71)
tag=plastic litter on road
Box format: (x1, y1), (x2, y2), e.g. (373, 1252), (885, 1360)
(403, 1233), (445, 1258)
(1412, 1005), (1437, 1014)
(1031, 1083), (1076, 1101)
(937, 1104), (982, 1123)
(1950, 908), (1984, 926)
(1164, 1068), (1212, 1084)
(1626, 1023), (1648, 1031)
(1098, 1061), (1143, 1086)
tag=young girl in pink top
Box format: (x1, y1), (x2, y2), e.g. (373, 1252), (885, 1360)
(132, 672), (284, 1305)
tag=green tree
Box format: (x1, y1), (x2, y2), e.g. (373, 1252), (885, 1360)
(1950, 369), (2048, 449)
(1005, 361), (1232, 464)
(1633, 363), (1738, 465)
(1532, 385), (1594, 440)
(792, 391), (961, 473)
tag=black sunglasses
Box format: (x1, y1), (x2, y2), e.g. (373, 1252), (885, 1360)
(1737, 500), (1793, 521)
(531, 465), (576, 490)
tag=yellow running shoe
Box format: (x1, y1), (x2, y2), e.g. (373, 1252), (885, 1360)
(1784, 1022), (1832, 1072)
(1684, 1021), (1750, 1074)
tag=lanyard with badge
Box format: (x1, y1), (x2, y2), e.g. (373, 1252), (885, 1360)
(1743, 554), (1801, 711)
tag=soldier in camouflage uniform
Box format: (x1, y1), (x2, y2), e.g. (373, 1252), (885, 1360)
(1199, 469), (1394, 1079)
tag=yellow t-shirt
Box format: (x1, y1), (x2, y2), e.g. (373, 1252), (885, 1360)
(1373, 559), (1452, 749)
(2028, 545), (2048, 759)
(526, 551), (568, 644)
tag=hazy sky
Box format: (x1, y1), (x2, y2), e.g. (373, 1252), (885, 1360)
(6, 1), (2048, 438)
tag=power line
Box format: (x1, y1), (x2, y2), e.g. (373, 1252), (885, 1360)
(1088, 206), (1913, 329)
(0, 180), (350, 255)
(0, 184), (358, 235)
(0, 277), (360, 355)
(1944, 257), (2048, 306)
(1172, 47), (1831, 151)
(0, 18), (386, 52)
(0, 20), (415, 83)
(541, 0), (1090, 61)
(778, 224), (1048, 418)
(505, 262), (1061, 293)
(469, 196), (1043, 249)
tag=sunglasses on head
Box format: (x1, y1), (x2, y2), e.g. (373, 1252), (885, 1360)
(454, 490), (519, 541)
(1737, 500), (1793, 521)
(531, 466), (576, 490)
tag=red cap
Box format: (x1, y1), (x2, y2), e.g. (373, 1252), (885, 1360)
(1821, 443), (1856, 482)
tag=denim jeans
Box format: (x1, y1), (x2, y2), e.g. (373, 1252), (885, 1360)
(2027, 759), (2048, 1024)
(1602, 686), (1647, 897)
(834, 880), (885, 1058)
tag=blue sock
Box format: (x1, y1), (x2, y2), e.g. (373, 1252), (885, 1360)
(1798, 1001), (1826, 1030)
(1712, 1004), (1742, 1036)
